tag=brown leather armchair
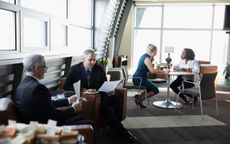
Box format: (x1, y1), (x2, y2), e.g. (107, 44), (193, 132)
(0, 98), (17, 125)
(58, 77), (128, 130)
(80, 88), (127, 130)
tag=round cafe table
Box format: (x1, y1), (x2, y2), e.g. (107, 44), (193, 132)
(153, 70), (195, 109)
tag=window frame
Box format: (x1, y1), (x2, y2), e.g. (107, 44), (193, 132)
(133, 4), (227, 64)
(0, 0), (94, 59)
(0, 2), (20, 54)
(21, 8), (50, 52)
(133, 4), (228, 80)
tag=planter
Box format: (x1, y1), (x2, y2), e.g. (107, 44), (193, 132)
(223, 64), (230, 83)
(224, 78), (230, 85)
(101, 64), (108, 73)
(97, 57), (108, 73)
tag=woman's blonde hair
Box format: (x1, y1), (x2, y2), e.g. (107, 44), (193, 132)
(146, 44), (157, 53)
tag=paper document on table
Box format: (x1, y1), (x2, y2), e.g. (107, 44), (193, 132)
(73, 80), (81, 102)
(98, 80), (121, 93)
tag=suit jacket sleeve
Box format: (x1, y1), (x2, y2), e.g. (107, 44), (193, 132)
(52, 98), (69, 107)
(89, 64), (107, 90)
(33, 85), (76, 123)
(97, 67), (107, 89)
(64, 63), (107, 90)
(64, 66), (77, 91)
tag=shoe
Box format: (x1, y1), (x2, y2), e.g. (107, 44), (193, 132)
(139, 101), (146, 108)
(179, 92), (188, 104)
(126, 131), (137, 143)
(134, 95), (139, 107)
(190, 97), (198, 105)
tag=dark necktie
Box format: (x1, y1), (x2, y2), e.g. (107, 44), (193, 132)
(86, 69), (91, 86)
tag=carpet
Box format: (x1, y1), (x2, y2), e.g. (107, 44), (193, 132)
(97, 83), (230, 144)
(122, 115), (225, 129)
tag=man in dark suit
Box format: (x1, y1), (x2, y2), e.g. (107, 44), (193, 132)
(64, 49), (137, 143)
(15, 54), (93, 127)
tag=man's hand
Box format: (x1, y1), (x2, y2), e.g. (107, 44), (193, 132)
(180, 68), (192, 72)
(85, 89), (97, 93)
(68, 95), (77, 104)
(81, 88), (87, 93)
(71, 101), (82, 112)
(108, 90), (115, 96)
(83, 89), (97, 94)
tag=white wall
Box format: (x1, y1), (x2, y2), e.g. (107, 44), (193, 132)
(119, 5), (134, 69)
(227, 35), (230, 64)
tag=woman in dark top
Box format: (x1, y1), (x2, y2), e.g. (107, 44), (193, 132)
(133, 44), (160, 108)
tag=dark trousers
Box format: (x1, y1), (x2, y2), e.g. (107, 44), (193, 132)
(170, 75), (194, 95)
(63, 115), (94, 127)
(99, 92), (129, 138)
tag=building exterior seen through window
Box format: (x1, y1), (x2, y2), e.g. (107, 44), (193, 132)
(133, 4), (228, 81)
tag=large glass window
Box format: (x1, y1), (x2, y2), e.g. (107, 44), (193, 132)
(133, 4), (228, 80)
(69, 0), (92, 26)
(21, 0), (66, 18)
(69, 26), (92, 52)
(51, 22), (67, 49)
(164, 5), (213, 29)
(1, 0), (15, 3)
(162, 30), (211, 63)
(135, 7), (162, 28)
(133, 30), (161, 67)
(212, 31), (229, 69)
(0, 0), (92, 57)
(0, 9), (15, 50)
(68, 0), (93, 53)
(213, 5), (225, 29)
(23, 17), (47, 47)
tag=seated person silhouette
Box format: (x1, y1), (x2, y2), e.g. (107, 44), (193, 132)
(170, 48), (200, 104)
(15, 54), (94, 127)
(64, 49), (137, 143)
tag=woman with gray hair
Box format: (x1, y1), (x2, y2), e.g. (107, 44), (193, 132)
(132, 44), (160, 108)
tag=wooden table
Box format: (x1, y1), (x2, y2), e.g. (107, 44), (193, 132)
(153, 70), (195, 109)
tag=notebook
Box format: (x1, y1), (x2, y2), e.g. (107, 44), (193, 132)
(73, 80), (81, 102)
(98, 80), (122, 93)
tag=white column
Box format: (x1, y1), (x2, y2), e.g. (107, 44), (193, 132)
(107, 37), (115, 68)
(227, 35), (230, 64)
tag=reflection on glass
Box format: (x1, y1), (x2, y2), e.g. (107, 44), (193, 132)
(24, 17), (47, 47)
(21, 0), (66, 18)
(0, 9), (15, 50)
(69, 0), (92, 26)
(133, 30), (161, 68)
(69, 26), (92, 52)
(51, 23), (67, 48)
(135, 7), (162, 28)
(164, 5), (213, 28)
